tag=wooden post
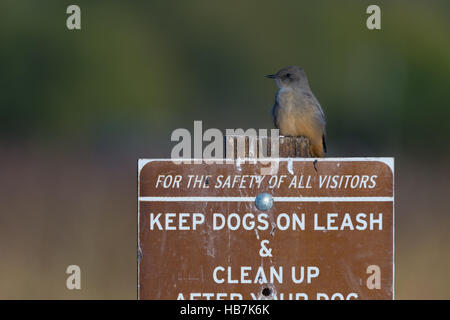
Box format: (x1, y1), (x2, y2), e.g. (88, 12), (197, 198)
(224, 135), (311, 158)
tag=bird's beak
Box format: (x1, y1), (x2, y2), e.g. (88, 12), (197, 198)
(265, 74), (276, 79)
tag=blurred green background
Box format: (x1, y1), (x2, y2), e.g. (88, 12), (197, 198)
(0, 0), (449, 299)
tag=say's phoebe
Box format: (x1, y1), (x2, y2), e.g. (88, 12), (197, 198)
(267, 66), (327, 157)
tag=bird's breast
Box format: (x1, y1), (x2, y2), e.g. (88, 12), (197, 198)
(275, 89), (322, 138)
(277, 88), (296, 111)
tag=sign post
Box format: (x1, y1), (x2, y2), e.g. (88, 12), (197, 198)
(138, 158), (394, 300)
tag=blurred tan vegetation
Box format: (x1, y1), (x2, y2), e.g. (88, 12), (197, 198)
(0, 0), (449, 299)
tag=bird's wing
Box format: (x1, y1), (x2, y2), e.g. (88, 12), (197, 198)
(303, 91), (326, 122)
(304, 91), (327, 153)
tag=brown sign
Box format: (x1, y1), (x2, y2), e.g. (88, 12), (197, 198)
(138, 158), (394, 300)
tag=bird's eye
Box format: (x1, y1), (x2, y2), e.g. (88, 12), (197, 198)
(286, 73), (291, 78)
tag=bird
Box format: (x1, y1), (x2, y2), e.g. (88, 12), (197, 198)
(266, 66), (327, 157)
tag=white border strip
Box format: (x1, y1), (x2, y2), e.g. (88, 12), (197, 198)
(139, 196), (393, 202)
(138, 157), (394, 175)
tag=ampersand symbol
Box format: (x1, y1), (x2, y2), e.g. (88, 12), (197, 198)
(259, 240), (272, 257)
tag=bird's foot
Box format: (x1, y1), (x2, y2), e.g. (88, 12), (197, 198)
(313, 159), (318, 172)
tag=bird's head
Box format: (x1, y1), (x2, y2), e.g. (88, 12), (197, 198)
(266, 66), (309, 89)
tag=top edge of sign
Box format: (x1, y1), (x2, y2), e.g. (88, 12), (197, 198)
(138, 157), (394, 175)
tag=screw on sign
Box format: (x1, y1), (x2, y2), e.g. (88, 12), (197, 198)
(138, 158), (394, 300)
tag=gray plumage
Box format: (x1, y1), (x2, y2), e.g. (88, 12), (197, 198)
(266, 66), (327, 157)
